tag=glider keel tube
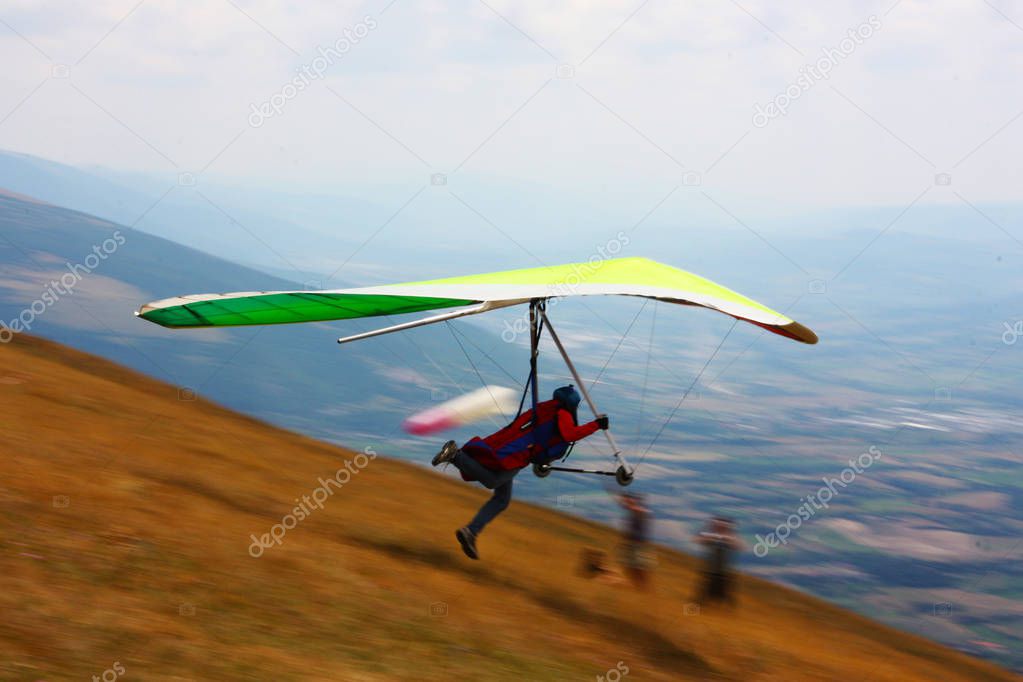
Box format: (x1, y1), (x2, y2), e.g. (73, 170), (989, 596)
(337, 300), (523, 344)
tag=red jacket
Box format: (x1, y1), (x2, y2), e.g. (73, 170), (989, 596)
(555, 409), (601, 442)
(461, 401), (601, 474)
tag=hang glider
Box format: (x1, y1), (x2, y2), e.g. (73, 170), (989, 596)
(136, 257), (818, 345)
(137, 256), (818, 486)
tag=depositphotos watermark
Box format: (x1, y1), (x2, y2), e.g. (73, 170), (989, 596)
(248, 446), (377, 557)
(501, 231), (631, 343)
(248, 16), (378, 128)
(1003, 320), (1022, 345)
(597, 661), (630, 682)
(753, 445), (882, 558)
(91, 661), (126, 682)
(0, 231), (126, 343)
(753, 15), (882, 128)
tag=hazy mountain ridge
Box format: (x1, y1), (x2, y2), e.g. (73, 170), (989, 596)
(0, 188), (521, 446)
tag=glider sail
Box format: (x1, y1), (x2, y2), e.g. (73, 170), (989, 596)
(136, 257), (817, 344)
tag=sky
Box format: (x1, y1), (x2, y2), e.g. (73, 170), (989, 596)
(1, 0), (1022, 219)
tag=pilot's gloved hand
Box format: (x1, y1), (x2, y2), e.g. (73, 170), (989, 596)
(596, 414), (610, 430)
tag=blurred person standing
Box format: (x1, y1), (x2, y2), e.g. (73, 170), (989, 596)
(617, 492), (653, 590)
(694, 516), (744, 605)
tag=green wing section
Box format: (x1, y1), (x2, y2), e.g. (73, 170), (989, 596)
(137, 257), (817, 344)
(138, 293), (474, 328)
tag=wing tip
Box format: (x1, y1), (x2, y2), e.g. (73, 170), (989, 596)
(783, 321), (819, 345)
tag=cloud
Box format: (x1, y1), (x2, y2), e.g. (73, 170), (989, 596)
(0, 0), (1020, 206)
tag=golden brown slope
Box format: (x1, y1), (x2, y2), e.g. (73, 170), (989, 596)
(0, 334), (1016, 681)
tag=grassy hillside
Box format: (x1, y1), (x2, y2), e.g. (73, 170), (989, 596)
(0, 335), (1017, 681)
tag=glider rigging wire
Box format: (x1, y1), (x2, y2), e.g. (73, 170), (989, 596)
(588, 299), (649, 391)
(634, 301), (657, 447)
(446, 322), (524, 388)
(633, 319), (739, 473)
(445, 320), (510, 421)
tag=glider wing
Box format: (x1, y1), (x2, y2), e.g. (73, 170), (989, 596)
(136, 257), (817, 344)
